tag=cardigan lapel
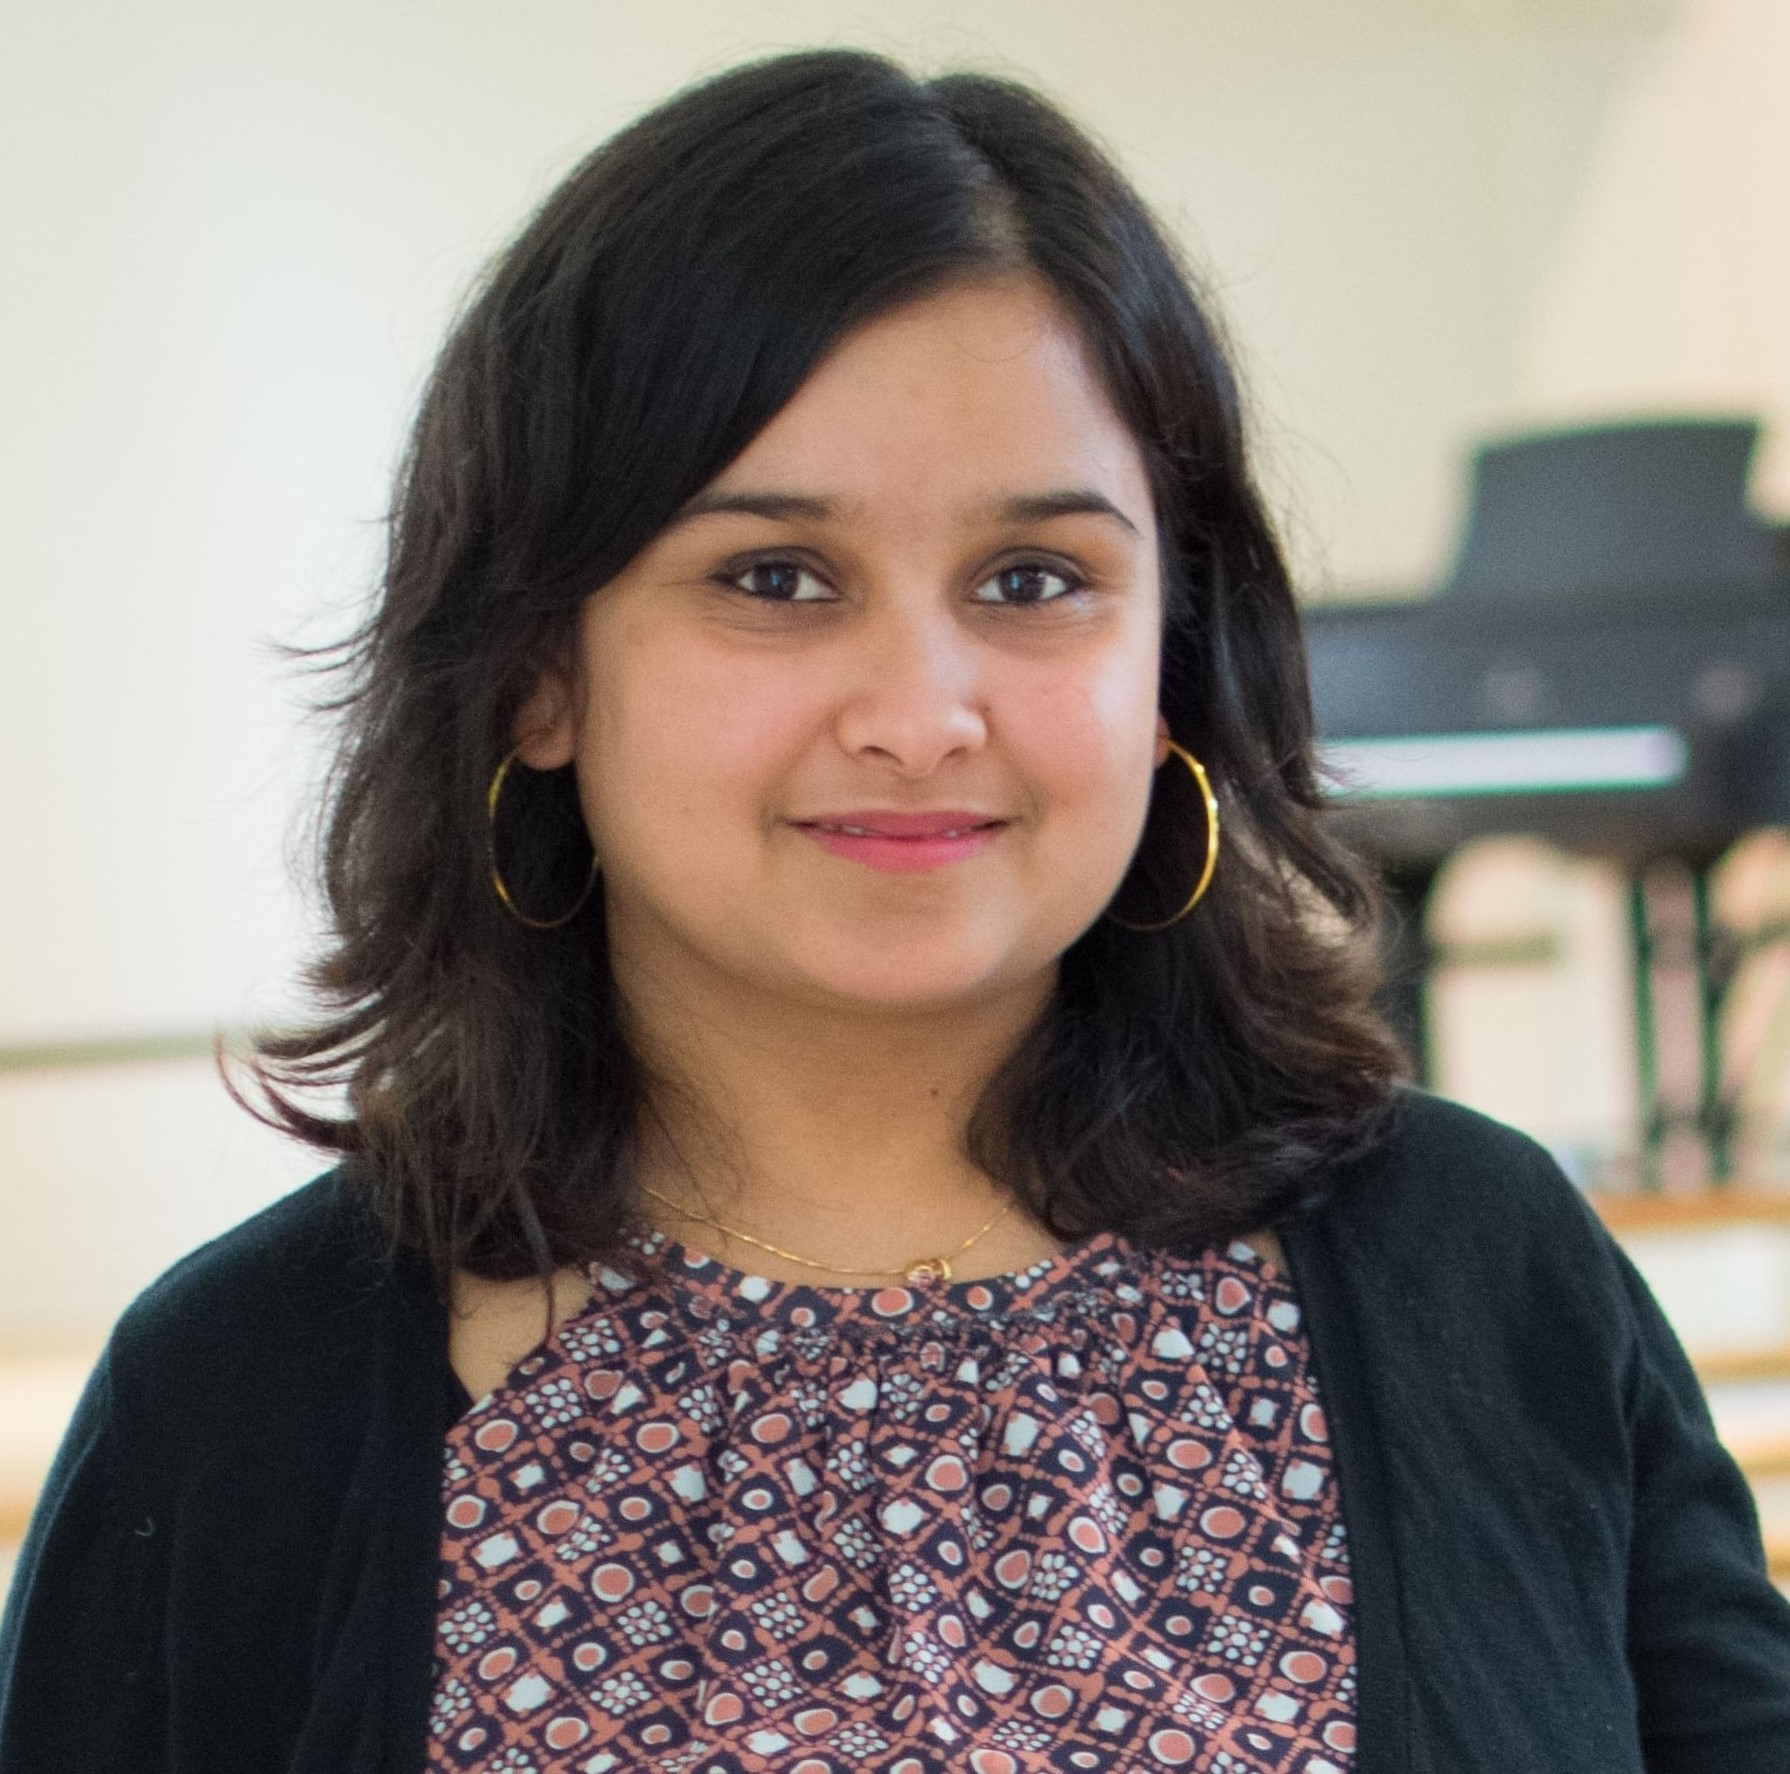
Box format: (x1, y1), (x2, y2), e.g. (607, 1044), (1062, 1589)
(1280, 1165), (1413, 1774)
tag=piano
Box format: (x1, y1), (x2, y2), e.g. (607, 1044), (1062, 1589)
(1302, 419), (1790, 1175)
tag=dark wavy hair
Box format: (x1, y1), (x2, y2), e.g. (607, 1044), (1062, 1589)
(245, 48), (1403, 1291)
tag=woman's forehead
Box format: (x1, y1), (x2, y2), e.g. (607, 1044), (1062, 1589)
(694, 277), (1152, 526)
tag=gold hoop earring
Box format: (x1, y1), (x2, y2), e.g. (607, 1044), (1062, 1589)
(1106, 740), (1220, 932)
(486, 748), (599, 930)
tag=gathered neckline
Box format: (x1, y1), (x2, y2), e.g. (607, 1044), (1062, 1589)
(606, 1222), (1148, 1323)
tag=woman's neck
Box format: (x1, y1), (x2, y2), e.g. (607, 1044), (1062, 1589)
(619, 950), (1061, 1282)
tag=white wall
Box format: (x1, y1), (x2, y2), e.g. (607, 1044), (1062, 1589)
(5, 0), (1787, 1338)
(1516, 0), (1790, 508)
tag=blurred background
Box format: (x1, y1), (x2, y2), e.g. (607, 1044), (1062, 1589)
(5, 0), (1790, 1585)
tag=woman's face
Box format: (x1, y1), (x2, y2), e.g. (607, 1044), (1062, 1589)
(517, 274), (1166, 1018)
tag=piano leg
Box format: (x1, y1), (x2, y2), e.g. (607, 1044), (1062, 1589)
(1628, 872), (1661, 1189)
(1628, 860), (1738, 1191)
(1377, 861), (1440, 1087)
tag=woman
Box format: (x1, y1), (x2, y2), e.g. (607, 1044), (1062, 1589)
(3, 47), (1787, 1774)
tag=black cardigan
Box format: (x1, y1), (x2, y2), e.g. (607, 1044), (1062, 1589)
(4, 1092), (1790, 1772)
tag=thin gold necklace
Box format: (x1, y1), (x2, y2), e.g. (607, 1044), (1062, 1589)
(637, 1182), (1018, 1284)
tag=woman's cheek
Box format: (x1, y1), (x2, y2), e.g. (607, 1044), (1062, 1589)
(601, 653), (805, 861)
(1013, 671), (1153, 823)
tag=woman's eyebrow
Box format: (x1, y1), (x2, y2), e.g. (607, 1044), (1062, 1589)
(994, 490), (1140, 536)
(669, 490), (834, 527)
(666, 487), (1141, 536)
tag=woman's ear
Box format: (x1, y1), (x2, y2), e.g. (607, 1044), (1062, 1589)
(1154, 713), (1173, 768)
(510, 662), (579, 769)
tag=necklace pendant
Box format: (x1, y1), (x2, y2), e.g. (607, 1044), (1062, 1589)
(905, 1256), (951, 1284)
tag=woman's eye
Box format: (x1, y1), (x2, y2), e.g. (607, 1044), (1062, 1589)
(725, 560), (832, 602)
(973, 563), (1082, 606)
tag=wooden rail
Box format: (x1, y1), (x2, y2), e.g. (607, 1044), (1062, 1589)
(0, 1030), (244, 1075)
(1693, 1344), (1790, 1384)
(0, 1491), (33, 1546)
(1590, 1190), (1790, 1234)
(1770, 1535), (1790, 1583)
(1729, 1432), (1790, 1480)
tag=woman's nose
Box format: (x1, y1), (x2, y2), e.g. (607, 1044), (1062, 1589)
(831, 601), (989, 777)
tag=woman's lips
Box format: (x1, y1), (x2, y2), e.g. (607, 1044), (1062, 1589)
(791, 811), (1008, 873)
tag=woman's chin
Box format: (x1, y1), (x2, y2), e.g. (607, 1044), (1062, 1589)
(616, 894), (1078, 1016)
(758, 939), (1061, 1018)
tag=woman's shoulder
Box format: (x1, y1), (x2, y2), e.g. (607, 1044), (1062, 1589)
(119, 1163), (410, 1326)
(104, 1165), (437, 1432)
(1305, 1086), (1615, 1270)
(1287, 1090), (1659, 1448)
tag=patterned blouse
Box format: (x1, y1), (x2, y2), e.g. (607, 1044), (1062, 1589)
(427, 1225), (1358, 1774)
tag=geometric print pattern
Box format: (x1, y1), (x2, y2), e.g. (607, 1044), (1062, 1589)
(427, 1226), (1356, 1773)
